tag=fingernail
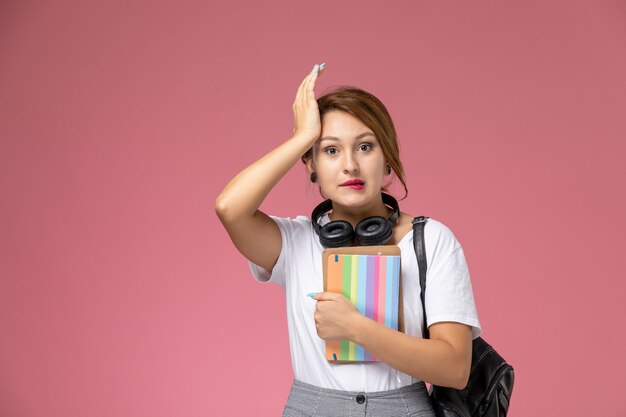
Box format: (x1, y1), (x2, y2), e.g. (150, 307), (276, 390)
(320, 63), (325, 70)
(313, 64), (319, 73)
(307, 292), (317, 297)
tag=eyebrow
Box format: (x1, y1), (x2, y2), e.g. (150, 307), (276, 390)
(319, 132), (376, 142)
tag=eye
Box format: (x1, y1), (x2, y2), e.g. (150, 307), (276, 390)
(358, 144), (373, 152)
(323, 147), (338, 155)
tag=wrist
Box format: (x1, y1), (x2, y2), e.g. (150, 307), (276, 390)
(348, 312), (369, 343)
(290, 131), (319, 146)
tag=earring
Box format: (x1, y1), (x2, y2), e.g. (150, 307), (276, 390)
(385, 164), (392, 175)
(310, 172), (317, 183)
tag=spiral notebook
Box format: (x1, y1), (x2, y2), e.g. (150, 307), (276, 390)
(322, 246), (403, 363)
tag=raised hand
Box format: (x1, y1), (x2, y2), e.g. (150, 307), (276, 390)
(292, 63), (325, 142)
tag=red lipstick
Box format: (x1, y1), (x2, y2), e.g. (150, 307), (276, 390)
(340, 179), (365, 190)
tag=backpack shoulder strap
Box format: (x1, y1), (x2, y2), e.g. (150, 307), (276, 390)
(412, 216), (430, 339)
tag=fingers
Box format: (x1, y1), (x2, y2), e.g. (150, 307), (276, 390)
(293, 68), (314, 130)
(306, 63), (324, 100)
(294, 68), (310, 105)
(311, 291), (340, 301)
(292, 63), (325, 139)
(304, 63), (325, 100)
(294, 66), (314, 106)
(304, 64), (318, 93)
(294, 63), (325, 107)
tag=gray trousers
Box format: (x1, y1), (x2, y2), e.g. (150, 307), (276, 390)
(282, 379), (436, 417)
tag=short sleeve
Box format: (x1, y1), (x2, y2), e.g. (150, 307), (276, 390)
(248, 215), (310, 287)
(424, 220), (482, 339)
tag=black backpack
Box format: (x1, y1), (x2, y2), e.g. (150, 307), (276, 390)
(412, 217), (514, 417)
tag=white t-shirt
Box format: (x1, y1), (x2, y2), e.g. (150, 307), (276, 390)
(248, 214), (481, 392)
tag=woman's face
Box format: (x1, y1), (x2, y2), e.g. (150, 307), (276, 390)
(308, 111), (387, 213)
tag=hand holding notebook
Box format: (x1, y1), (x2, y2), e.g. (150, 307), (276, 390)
(309, 291), (361, 341)
(321, 245), (404, 363)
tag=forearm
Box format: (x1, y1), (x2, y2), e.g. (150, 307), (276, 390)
(215, 133), (314, 221)
(216, 64), (322, 223)
(350, 315), (471, 389)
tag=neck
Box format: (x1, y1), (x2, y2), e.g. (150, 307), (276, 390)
(328, 195), (392, 228)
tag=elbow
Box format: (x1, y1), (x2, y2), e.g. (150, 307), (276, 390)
(215, 192), (255, 225)
(432, 356), (470, 390)
(445, 338), (472, 390)
(449, 360), (470, 390)
(452, 367), (470, 390)
(214, 193), (232, 222)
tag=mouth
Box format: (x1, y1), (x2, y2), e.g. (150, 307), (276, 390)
(340, 179), (365, 190)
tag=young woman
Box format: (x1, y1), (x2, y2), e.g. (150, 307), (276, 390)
(215, 64), (481, 417)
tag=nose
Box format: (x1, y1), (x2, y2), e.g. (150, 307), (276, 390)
(343, 151), (359, 174)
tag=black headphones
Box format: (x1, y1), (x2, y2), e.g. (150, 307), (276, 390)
(311, 193), (400, 248)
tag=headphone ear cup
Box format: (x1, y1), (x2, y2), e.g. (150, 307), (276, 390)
(319, 221), (355, 248)
(355, 216), (393, 246)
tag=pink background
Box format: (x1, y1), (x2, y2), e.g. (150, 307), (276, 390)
(1, 1), (625, 416)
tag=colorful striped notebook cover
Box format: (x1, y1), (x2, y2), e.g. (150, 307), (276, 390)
(322, 246), (403, 363)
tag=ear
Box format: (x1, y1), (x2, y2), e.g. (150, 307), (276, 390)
(305, 156), (315, 175)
